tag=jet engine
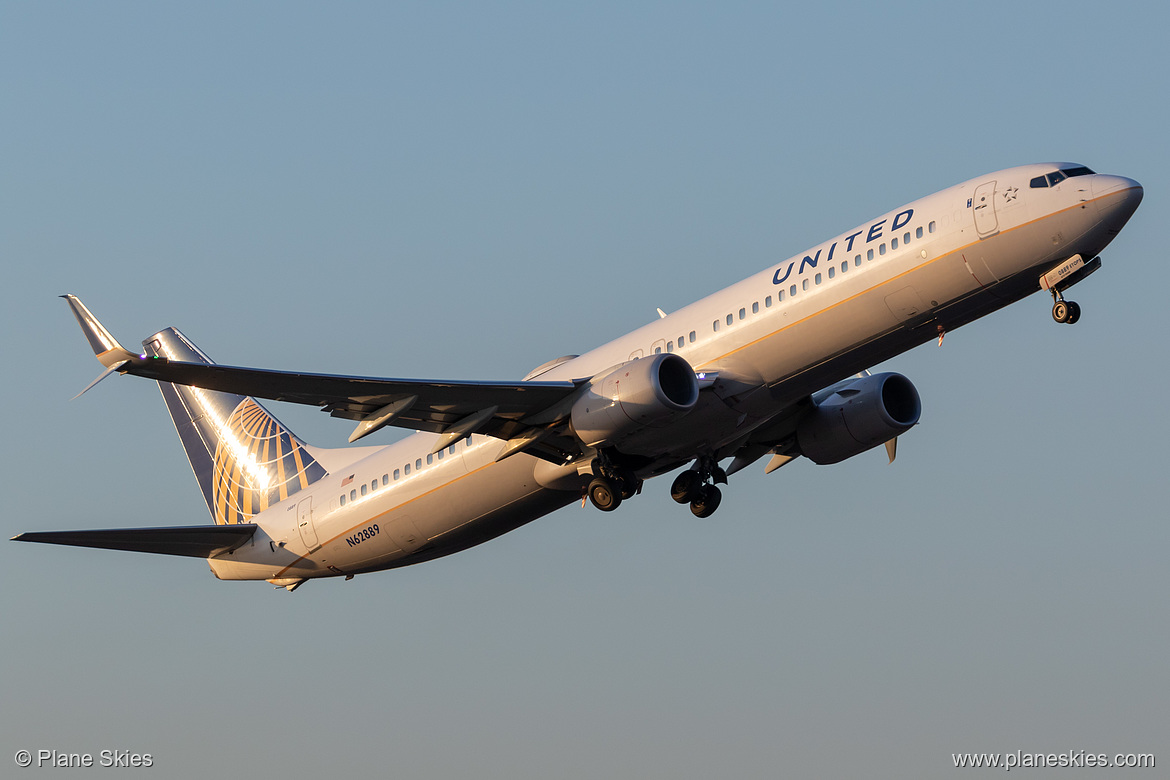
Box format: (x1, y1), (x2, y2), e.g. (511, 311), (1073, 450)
(796, 372), (921, 465)
(571, 353), (700, 449)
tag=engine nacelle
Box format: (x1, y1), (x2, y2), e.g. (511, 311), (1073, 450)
(571, 353), (700, 449)
(796, 372), (921, 465)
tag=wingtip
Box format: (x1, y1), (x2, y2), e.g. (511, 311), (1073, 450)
(61, 295), (137, 368)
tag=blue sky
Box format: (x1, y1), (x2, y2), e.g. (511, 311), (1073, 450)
(2, 2), (1166, 777)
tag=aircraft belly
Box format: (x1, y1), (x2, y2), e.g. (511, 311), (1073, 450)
(315, 452), (574, 575)
(404, 484), (576, 566)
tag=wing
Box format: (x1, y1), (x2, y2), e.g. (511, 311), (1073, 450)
(128, 354), (584, 457)
(63, 295), (587, 462)
(11, 525), (257, 558)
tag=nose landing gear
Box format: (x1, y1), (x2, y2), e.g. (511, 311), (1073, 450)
(1051, 296), (1081, 325)
(1041, 254), (1100, 325)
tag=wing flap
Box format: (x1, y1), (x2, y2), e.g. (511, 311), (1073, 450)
(11, 524), (258, 558)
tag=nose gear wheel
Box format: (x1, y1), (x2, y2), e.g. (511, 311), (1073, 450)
(1052, 297), (1081, 324)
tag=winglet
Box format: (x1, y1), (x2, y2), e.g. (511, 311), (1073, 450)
(61, 294), (140, 368)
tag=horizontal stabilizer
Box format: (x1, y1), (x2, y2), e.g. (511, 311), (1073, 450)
(11, 524), (257, 558)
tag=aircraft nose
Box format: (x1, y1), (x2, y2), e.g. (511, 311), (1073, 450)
(1093, 174), (1143, 224)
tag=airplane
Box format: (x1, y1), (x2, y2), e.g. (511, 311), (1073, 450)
(13, 163), (1142, 591)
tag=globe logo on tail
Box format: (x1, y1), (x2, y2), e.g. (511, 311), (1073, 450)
(211, 399), (326, 525)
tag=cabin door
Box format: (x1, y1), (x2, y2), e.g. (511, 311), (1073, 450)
(297, 497), (319, 550)
(972, 181), (999, 238)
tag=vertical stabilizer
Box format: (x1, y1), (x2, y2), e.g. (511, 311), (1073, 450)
(143, 329), (327, 525)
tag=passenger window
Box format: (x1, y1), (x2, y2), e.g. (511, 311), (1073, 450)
(371, 479), (377, 490)
(677, 337), (684, 349)
(789, 284), (796, 297)
(738, 308), (746, 320)
(928, 221), (936, 233)
(449, 445), (456, 455)
(814, 273), (822, 285)
(891, 237), (898, 249)
(350, 489), (357, 501)
(726, 314), (733, 326)
(841, 261), (847, 272)
(764, 296), (771, 308)
(437, 449), (444, 459)
(778, 289), (784, 301)
(404, 463), (411, 475)
(340, 494), (346, 506)
(689, 331), (696, 342)
(666, 341), (674, 353)
(752, 302), (759, 314)
(394, 469), (400, 480)
(903, 232), (910, 244)
(382, 474), (389, 486)
(828, 267), (835, 279)
(427, 453), (434, 465)
(654, 345), (662, 354)
(916, 226), (923, 239)
(802, 279), (809, 291)
(361, 484), (367, 496)
(879, 243), (886, 256)
(867, 249), (874, 261)
(854, 255), (861, 266)
(415, 459), (422, 470)
(712, 320), (719, 332)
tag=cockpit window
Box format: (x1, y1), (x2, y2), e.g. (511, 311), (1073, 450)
(1030, 165), (1096, 189)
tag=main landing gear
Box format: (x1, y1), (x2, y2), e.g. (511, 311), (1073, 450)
(586, 453), (642, 512)
(670, 456), (727, 518)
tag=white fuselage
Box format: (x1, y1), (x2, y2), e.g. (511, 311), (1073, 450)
(208, 164), (1142, 584)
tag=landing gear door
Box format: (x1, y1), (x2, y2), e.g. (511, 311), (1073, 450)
(973, 180), (999, 238)
(297, 497), (319, 551)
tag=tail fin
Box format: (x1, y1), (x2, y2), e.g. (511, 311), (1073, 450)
(142, 329), (328, 525)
